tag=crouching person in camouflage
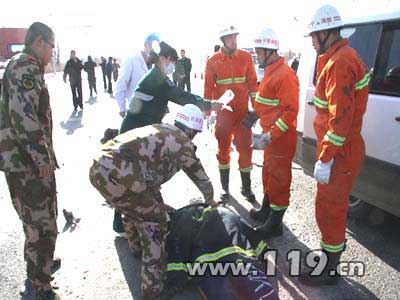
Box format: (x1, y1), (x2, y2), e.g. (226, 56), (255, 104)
(0, 23), (60, 300)
(89, 104), (217, 300)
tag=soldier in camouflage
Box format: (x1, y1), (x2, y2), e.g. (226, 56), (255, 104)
(0, 22), (60, 300)
(89, 104), (217, 300)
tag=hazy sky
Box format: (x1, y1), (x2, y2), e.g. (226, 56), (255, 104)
(1, 0), (399, 64)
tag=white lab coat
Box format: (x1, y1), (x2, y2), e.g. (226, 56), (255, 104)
(114, 51), (149, 113)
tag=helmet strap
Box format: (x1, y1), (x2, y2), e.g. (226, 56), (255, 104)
(316, 30), (331, 54)
(174, 121), (198, 139)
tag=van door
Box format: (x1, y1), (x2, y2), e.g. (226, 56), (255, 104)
(300, 21), (400, 217)
(358, 21), (400, 216)
(299, 23), (382, 175)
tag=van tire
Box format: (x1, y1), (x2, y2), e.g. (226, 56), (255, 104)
(347, 195), (387, 225)
(347, 195), (372, 219)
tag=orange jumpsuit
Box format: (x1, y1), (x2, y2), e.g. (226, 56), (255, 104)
(254, 57), (299, 211)
(313, 39), (369, 252)
(204, 49), (258, 172)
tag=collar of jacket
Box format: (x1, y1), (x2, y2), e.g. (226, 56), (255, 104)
(317, 38), (349, 65)
(264, 57), (285, 75)
(222, 48), (239, 59)
(22, 47), (44, 72)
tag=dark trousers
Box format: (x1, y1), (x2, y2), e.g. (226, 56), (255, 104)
(179, 74), (191, 92)
(70, 81), (83, 109)
(107, 73), (113, 93)
(88, 78), (97, 97)
(102, 72), (107, 90)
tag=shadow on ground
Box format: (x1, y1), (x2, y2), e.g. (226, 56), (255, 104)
(59, 110), (83, 135)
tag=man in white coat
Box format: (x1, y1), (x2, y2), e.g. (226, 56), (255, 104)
(112, 33), (161, 235)
(114, 33), (161, 118)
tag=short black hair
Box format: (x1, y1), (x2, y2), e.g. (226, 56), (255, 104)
(159, 41), (178, 62)
(25, 22), (54, 46)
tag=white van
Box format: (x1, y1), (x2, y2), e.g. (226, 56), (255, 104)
(296, 12), (400, 218)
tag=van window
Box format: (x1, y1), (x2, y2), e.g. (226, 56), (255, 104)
(371, 24), (400, 97)
(313, 24), (381, 85)
(343, 24), (381, 71)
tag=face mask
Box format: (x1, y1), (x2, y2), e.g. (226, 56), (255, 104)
(166, 62), (175, 75)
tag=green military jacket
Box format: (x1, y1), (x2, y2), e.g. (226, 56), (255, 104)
(0, 48), (57, 172)
(127, 65), (211, 127)
(98, 123), (214, 202)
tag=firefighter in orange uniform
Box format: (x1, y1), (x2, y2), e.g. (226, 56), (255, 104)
(204, 25), (258, 202)
(299, 5), (370, 286)
(242, 29), (299, 237)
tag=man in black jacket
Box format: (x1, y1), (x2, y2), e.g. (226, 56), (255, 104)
(99, 56), (107, 90)
(63, 50), (83, 110)
(179, 49), (192, 92)
(83, 55), (97, 97)
(106, 56), (113, 93)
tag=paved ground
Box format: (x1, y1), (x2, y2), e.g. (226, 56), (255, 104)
(0, 71), (399, 300)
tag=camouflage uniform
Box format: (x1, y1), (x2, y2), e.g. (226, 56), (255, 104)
(0, 48), (58, 291)
(89, 123), (213, 298)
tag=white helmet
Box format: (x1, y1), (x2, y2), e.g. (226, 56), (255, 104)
(307, 5), (343, 35)
(220, 25), (239, 39)
(253, 28), (279, 50)
(175, 104), (203, 132)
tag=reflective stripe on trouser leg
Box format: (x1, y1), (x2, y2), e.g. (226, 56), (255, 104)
(215, 113), (234, 167)
(315, 136), (365, 252)
(234, 120), (253, 170)
(5, 170), (58, 291)
(262, 130), (296, 211)
(262, 151), (291, 211)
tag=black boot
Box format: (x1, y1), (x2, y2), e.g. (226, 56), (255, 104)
(249, 194), (271, 221)
(299, 249), (343, 286)
(219, 168), (230, 201)
(240, 171), (256, 203)
(255, 209), (285, 237)
(113, 210), (125, 234)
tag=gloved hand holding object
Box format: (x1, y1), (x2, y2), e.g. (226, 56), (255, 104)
(217, 89), (235, 111)
(314, 159), (334, 184)
(241, 110), (259, 128)
(252, 132), (271, 150)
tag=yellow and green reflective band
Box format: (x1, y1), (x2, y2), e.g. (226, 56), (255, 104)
(216, 77), (247, 85)
(320, 241), (345, 253)
(195, 246), (256, 263)
(192, 207), (219, 222)
(218, 164), (230, 170)
(250, 92), (257, 98)
(216, 78), (233, 85)
(239, 166), (253, 173)
(233, 77), (246, 83)
(255, 240), (268, 256)
(255, 95), (280, 106)
(313, 96), (329, 109)
(324, 130), (345, 147)
(355, 72), (370, 90)
(270, 204), (288, 211)
(275, 118), (289, 132)
(167, 262), (188, 272)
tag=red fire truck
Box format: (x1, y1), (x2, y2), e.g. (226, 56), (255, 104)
(0, 28), (27, 94)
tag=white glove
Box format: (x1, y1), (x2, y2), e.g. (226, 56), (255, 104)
(314, 159), (334, 184)
(252, 132), (271, 150)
